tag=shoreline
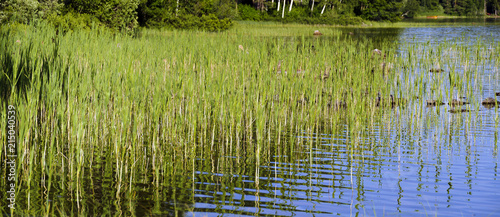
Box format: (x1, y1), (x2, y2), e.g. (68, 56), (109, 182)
(413, 15), (500, 19)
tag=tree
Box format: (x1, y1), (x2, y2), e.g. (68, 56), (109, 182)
(0, 0), (39, 24)
(137, 0), (234, 30)
(65, 0), (139, 31)
(421, 0), (440, 10)
(356, 0), (404, 21)
(403, 0), (419, 17)
(282, 0), (285, 17)
(488, 0), (499, 15)
(0, 0), (63, 24)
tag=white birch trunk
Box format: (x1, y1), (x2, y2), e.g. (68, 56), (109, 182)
(484, 0), (487, 15)
(278, 0), (280, 11)
(289, 0), (294, 12)
(311, 0), (315, 12)
(176, 0), (179, 16)
(282, 0), (286, 18)
(320, 3), (326, 15)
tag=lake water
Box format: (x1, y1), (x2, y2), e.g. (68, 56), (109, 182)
(181, 19), (500, 216)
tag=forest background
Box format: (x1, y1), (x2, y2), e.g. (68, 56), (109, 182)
(0, 0), (498, 32)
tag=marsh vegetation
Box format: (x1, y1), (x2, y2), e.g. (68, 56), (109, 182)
(1, 20), (500, 216)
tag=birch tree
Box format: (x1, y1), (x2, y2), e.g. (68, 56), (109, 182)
(320, 0), (330, 15)
(176, 0), (179, 16)
(289, 0), (294, 11)
(282, 0), (286, 17)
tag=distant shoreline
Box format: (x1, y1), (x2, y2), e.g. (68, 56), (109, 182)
(413, 15), (499, 19)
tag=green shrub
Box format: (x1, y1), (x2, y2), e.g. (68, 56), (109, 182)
(238, 4), (262, 21)
(47, 12), (101, 32)
(168, 13), (200, 29)
(286, 6), (310, 20)
(99, 0), (139, 31)
(64, 0), (139, 32)
(142, 9), (173, 28)
(0, 0), (63, 24)
(0, 0), (40, 24)
(200, 14), (233, 31)
(213, 0), (238, 20)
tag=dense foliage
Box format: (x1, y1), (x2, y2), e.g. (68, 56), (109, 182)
(0, 0), (497, 32)
(416, 0), (498, 16)
(137, 0), (235, 31)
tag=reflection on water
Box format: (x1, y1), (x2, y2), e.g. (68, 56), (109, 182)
(182, 21), (500, 216)
(185, 117), (499, 216)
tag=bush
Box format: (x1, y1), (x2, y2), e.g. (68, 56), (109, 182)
(238, 4), (262, 21)
(286, 6), (310, 20)
(99, 0), (139, 31)
(168, 13), (200, 29)
(200, 14), (233, 31)
(0, 0), (62, 24)
(213, 0), (238, 20)
(47, 12), (101, 32)
(64, 0), (139, 32)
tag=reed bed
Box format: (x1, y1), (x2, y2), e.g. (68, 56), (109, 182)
(0, 22), (498, 215)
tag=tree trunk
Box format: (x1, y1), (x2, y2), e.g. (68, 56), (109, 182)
(484, 0), (487, 15)
(289, 0), (294, 12)
(321, 3), (326, 15)
(282, 0), (286, 18)
(311, 0), (315, 12)
(176, 0), (179, 16)
(278, 0), (280, 11)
